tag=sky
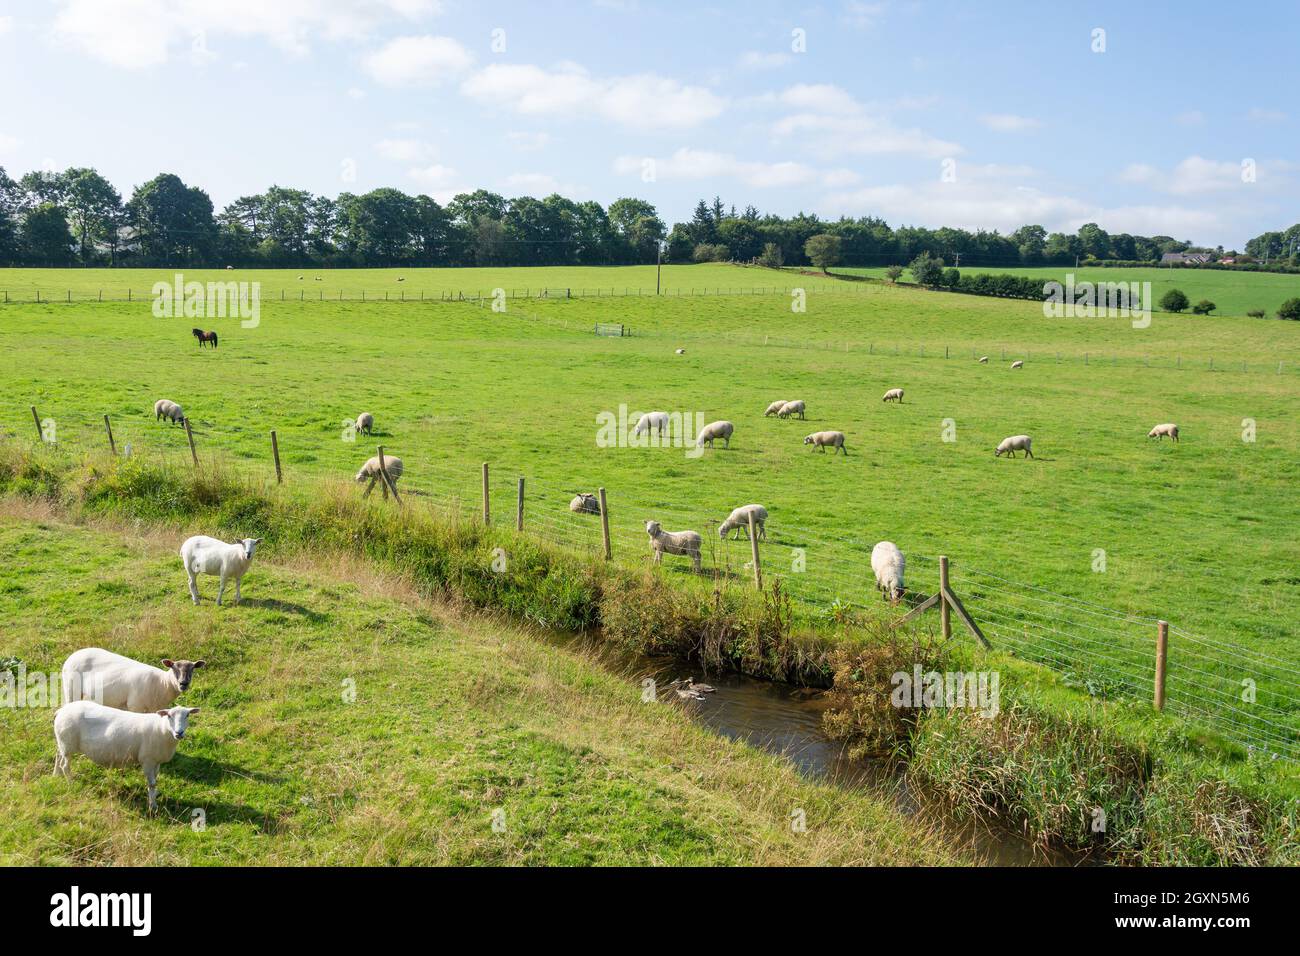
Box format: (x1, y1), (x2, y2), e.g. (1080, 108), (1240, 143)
(0, 0), (1295, 248)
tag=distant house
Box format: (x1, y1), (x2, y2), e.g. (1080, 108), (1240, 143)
(1161, 252), (1214, 265)
(1219, 257), (1236, 265)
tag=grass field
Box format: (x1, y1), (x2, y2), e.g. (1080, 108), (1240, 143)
(839, 265), (1300, 318)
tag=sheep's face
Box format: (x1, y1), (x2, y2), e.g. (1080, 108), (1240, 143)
(242, 538), (262, 560)
(994, 447), (1003, 457)
(157, 706), (201, 741)
(645, 521), (661, 537)
(803, 436), (815, 445)
(162, 659), (205, 692)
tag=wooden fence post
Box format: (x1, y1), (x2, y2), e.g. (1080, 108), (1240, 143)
(104, 415), (116, 455)
(939, 555), (952, 640)
(1154, 620), (1169, 711)
(271, 430), (282, 484)
(516, 477), (525, 532)
(481, 462), (490, 525)
(184, 417), (198, 466)
(748, 510), (762, 591)
(597, 487), (612, 560)
(30, 405), (42, 441)
(376, 445), (402, 505)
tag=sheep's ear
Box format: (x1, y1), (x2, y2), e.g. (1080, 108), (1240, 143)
(156, 710), (169, 717)
(188, 707), (201, 715)
(162, 659), (175, 668)
(193, 660), (206, 669)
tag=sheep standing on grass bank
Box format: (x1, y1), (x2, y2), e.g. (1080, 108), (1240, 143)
(719, 504), (768, 541)
(154, 399), (185, 425)
(882, 388), (904, 403)
(180, 535), (261, 605)
(871, 541), (906, 603)
(1148, 423), (1179, 442)
(569, 493), (601, 515)
(61, 649), (204, 712)
(777, 400), (806, 420)
(696, 420), (734, 449)
(355, 412), (374, 436)
(355, 454), (404, 498)
(994, 435), (1034, 459)
(53, 701), (201, 813)
(764, 400), (788, 417)
(1010, 360), (1024, 369)
(804, 431), (847, 455)
(646, 520), (702, 571)
(633, 411), (669, 437)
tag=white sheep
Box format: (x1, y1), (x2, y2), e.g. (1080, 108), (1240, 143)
(180, 535), (261, 605)
(53, 701), (201, 813)
(882, 388), (904, 403)
(355, 412), (374, 436)
(645, 520), (703, 571)
(777, 400), (806, 420)
(355, 454), (404, 498)
(994, 434), (1034, 459)
(718, 504), (768, 540)
(764, 400), (788, 417)
(804, 430), (847, 455)
(569, 492), (601, 515)
(633, 411), (669, 437)
(1010, 360), (1024, 369)
(978, 356), (989, 364)
(1148, 423), (1179, 442)
(871, 541), (906, 603)
(696, 420), (734, 449)
(153, 399), (185, 425)
(62, 649), (205, 712)
(675, 348), (686, 355)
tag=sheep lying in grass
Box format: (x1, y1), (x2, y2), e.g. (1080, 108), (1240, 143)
(1010, 360), (1024, 369)
(978, 356), (989, 364)
(61, 649), (204, 712)
(718, 504), (768, 540)
(633, 411), (669, 437)
(355, 412), (374, 436)
(154, 399), (185, 425)
(54, 701), (201, 813)
(696, 420), (734, 449)
(646, 520), (702, 571)
(994, 434), (1033, 459)
(675, 348), (686, 355)
(882, 388), (904, 403)
(871, 541), (906, 603)
(569, 492), (601, 515)
(804, 430), (847, 455)
(180, 535), (261, 605)
(355, 454), (404, 498)
(764, 400), (788, 417)
(1148, 423), (1179, 442)
(777, 400), (806, 420)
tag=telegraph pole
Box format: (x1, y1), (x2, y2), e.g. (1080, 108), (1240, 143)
(656, 242), (663, 295)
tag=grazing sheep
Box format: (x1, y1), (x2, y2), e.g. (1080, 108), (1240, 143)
(718, 504), (768, 541)
(696, 420), (734, 449)
(53, 701), (201, 813)
(355, 412), (374, 436)
(645, 520), (702, 571)
(225, 265), (234, 270)
(777, 400), (806, 420)
(153, 399), (185, 425)
(764, 400), (788, 417)
(994, 434), (1034, 459)
(978, 356), (989, 364)
(355, 454), (404, 498)
(297, 275), (304, 280)
(180, 535), (261, 605)
(569, 492), (601, 515)
(882, 388), (904, 403)
(1010, 360), (1024, 369)
(675, 348), (686, 355)
(398, 277), (405, 282)
(633, 411), (670, 437)
(1148, 423), (1179, 442)
(870, 541), (906, 603)
(804, 430), (847, 455)
(61, 649), (204, 712)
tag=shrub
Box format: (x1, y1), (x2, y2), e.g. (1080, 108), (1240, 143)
(691, 243), (729, 263)
(756, 242), (784, 269)
(1278, 297), (1300, 321)
(1159, 288), (1189, 312)
(1191, 299), (1216, 315)
(1247, 308), (1266, 318)
(941, 267), (961, 288)
(908, 251), (945, 287)
(884, 264), (904, 283)
(804, 234), (843, 272)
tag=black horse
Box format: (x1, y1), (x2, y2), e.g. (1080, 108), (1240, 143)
(192, 328), (218, 349)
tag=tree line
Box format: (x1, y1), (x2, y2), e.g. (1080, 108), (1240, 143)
(1, 164), (1295, 271)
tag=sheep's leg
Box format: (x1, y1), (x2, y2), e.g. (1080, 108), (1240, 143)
(216, 573), (227, 606)
(653, 550), (662, 564)
(381, 477), (389, 500)
(691, 552), (701, 572)
(1026, 448), (1034, 459)
(145, 764), (159, 814)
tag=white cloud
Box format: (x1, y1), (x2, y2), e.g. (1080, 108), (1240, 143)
(506, 131), (552, 151)
(978, 113), (1041, 132)
(738, 50), (791, 70)
(461, 63), (725, 129)
(407, 164), (460, 201)
(362, 35), (474, 87)
(614, 148), (844, 188)
(842, 1), (886, 29)
(764, 83), (961, 159)
(346, 86), (366, 101)
(1245, 107), (1287, 123)
(1119, 156), (1266, 195)
(0, 15), (13, 36)
(1174, 110), (1204, 126)
(375, 138), (436, 162)
(0, 134), (20, 157)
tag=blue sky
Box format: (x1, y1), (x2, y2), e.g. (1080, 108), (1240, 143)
(1, 0), (1295, 247)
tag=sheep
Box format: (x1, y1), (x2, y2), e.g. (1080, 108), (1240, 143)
(645, 520), (702, 571)
(764, 400), (788, 417)
(61, 648), (205, 712)
(994, 434), (1034, 459)
(297, 275), (304, 280)
(1010, 360), (1024, 369)
(633, 411), (669, 437)
(696, 420), (734, 449)
(777, 400), (806, 420)
(355, 454), (404, 498)
(225, 264), (234, 270)
(718, 504), (768, 541)
(569, 492), (601, 515)
(153, 399), (185, 425)
(1148, 423), (1179, 442)
(870, 541), (906, 603)
(978, 356), (989, 364)
(882, 388), (904, 403)
(355, 412), (374, 436)
(675, 348), (686, 355)
(804, 430), (847, 455)
(179, 535), (261, 605)
(53, 701), (201, 813)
